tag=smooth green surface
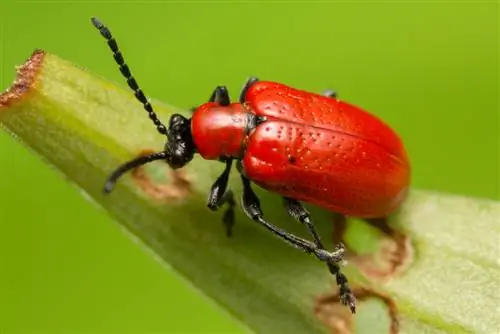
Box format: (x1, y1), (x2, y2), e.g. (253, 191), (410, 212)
(0, 1), (498, 333)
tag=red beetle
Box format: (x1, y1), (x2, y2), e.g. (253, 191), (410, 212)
(91, 17), (411, 314)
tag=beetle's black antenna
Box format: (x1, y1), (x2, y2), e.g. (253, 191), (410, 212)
(103, 151), (170, 194)
(90, 17), (168, 136)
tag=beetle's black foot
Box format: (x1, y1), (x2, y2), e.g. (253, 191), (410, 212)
(336, 272), (356, 314)
(341, 293), (356, 314)
(340, 288), (357, 314)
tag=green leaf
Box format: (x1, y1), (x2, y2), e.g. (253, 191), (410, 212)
(1, 50), (498, 334)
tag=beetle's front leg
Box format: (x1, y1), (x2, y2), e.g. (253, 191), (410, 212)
(208, 86), (231, 106)
(283, 197), (356, 312)
(207, 158), (236, 237)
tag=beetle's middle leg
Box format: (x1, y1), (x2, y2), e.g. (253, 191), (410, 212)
(239, 76), (260, 103)
(207, 158), (236, 237)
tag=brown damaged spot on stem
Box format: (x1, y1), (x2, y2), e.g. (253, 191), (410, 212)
(315, 286), (399, 334)
(131, 148), (192, 201)
(0, 49), (46, 109)
(351, 233), (413, 282)
(332, 214), (414, 283)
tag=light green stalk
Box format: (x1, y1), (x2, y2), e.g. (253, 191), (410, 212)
(1, 50), (498, 334)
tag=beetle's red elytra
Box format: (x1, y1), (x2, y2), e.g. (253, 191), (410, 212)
(240, 81), (410, 218)
(91, 17), (411, 315)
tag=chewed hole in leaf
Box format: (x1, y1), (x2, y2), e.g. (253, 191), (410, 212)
(333, 214), (415, 282)
(131, 148), (193, 201)
(315, 286), (399, 334)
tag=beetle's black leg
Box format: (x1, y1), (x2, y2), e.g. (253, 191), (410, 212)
(239, 174), (345, 263)
(189, 85), (231, 114)
(322, 89), (338, 98)
(283, 197), (327, 247)
(208, 86), (231, 106)
(283, 197), (356, 313)
(207, 159), (236, 237)
(238, 175), (352, 311)
(239, 76), (260, 103)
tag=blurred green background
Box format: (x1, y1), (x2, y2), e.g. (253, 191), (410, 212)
(0, 1), (498, 333)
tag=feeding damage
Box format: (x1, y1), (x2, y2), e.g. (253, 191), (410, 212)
(331, 214), (414, 282)
(315, 286), (399, 334)
(131, 148), (193, 201)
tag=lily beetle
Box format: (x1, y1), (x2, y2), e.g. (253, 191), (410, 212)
(91, 17), (411, 314)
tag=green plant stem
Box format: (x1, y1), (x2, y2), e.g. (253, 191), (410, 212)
(1, 50), (498, 334)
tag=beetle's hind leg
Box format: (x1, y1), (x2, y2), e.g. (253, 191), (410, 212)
(237, 173), (355, 313)
(206, 158), (236, 237)
(283, 197), (356, 313)
(322, 89), (338, 98)
(238, 175), (345, 265)
(239, 76), (260, 103)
